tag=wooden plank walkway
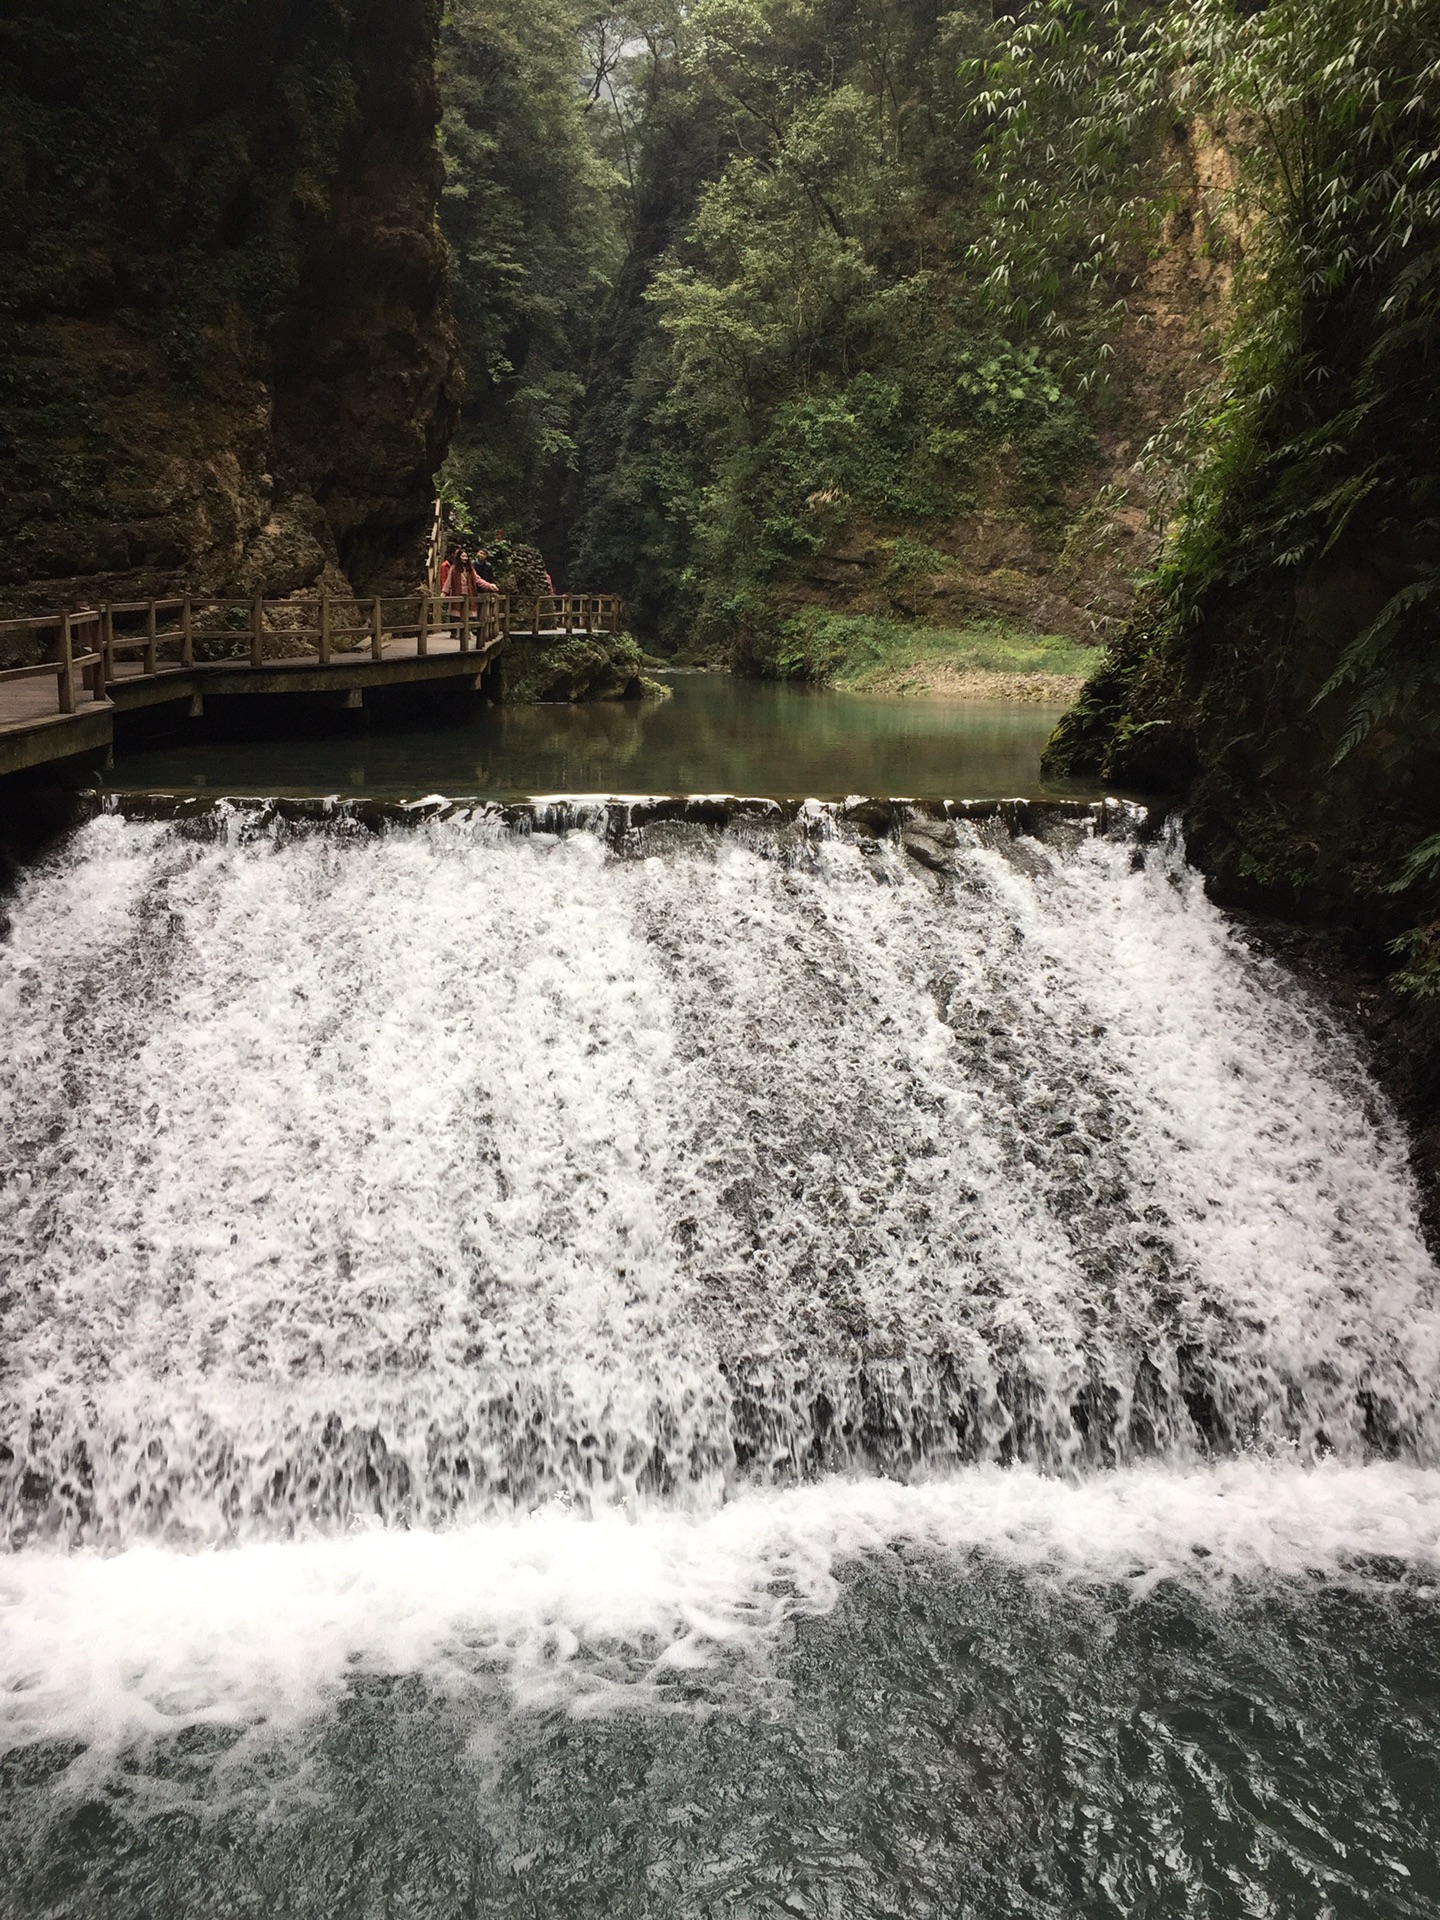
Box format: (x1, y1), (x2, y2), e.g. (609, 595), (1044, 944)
(0, 589), (624, 777)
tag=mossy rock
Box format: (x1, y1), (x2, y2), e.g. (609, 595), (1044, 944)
(502, 633), (667, 704)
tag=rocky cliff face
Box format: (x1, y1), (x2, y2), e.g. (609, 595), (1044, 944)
(1044, 198), (1440, 979)
(1049, 503), (1440, 935)
(746, 121), (1235, 660)
(0, 0), (460, 616)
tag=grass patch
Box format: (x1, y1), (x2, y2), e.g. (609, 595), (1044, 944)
(775, 612), (1097, 693)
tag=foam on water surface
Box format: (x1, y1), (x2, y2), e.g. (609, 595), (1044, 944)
(5, 794), (1440, 1857)
(3, 1459), (1440, 1758)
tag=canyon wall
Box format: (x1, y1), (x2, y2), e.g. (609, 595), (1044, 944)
(1045, 206), (1439, 984)
(760, 120), (1236, 659)
(0, 0), (460, 618)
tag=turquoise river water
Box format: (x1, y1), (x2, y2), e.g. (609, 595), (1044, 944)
(103, 670), (1087, 802)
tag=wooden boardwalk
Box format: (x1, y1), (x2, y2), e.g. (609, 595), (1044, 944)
(0, 589), (624, 777)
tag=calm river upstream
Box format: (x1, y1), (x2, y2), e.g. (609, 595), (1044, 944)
(2, 704), (1438, 1917)
(103, 670), (1087, 800)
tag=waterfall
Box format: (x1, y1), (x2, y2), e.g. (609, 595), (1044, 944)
(3, 797), (1439, 1753)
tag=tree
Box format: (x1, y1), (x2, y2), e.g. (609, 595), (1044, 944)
(438, 0), (625, 550)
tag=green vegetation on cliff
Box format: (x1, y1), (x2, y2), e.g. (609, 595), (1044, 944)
(0, 0), (458, 608)
(436, 0), (1195, 651)
(437, 0), (624, 546)
(1031, 0), (1440, 991)
(632, 0), (1098, 652)
(574, 0), (1157, 657)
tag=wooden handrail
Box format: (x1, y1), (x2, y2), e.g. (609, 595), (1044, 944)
(3, 585), (626, 732)
(0, 655), (100, 684)
(0, 612), (66, 635)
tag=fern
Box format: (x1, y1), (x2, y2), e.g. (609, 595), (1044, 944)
(1314, 570), (1440, 764)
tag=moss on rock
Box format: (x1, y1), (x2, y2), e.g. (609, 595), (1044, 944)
(0, 0), (460, 613)
(501, 633), (670, 704)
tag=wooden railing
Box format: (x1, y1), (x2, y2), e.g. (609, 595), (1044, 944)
(0, 590), (626, 729)
(425, 502), (446, 595)
(0, 611), (105, 717)
(507, 593), (624, 639)
(95, 591), (509, 678)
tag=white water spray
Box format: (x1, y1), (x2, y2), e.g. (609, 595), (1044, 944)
(2, 799), (1439, 1748)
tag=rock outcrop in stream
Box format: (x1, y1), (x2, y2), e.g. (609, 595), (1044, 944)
(0, 0), (460, 617)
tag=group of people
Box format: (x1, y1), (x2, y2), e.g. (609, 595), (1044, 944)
(440, 529), (556, 600)
(440, 545), (499, 597)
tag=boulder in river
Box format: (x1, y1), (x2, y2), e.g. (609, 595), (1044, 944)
(501, 634), (672, 704)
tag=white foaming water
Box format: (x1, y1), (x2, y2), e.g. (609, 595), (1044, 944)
(4, 798), (1440, 1754)
(2, 800), (1437, 1556)
(3, 1462), (1440, 1755)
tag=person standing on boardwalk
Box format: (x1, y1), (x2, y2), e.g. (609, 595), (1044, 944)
(451, 549), (479, 598)
(457, 549), (500, 599)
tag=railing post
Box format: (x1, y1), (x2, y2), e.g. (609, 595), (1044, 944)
(250, 596), (264, 668)
(181, 596), (194, 668)
(427, 500), (444, 593)
(319, 591), (331, 667)
(145, 598), (157, 675)
(416, 589), (428, 657)
(89, 613), (106, 701)
(459, 596), (471, 653)
(58, 614), (76, 714)
(371, 596), (384, 661)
